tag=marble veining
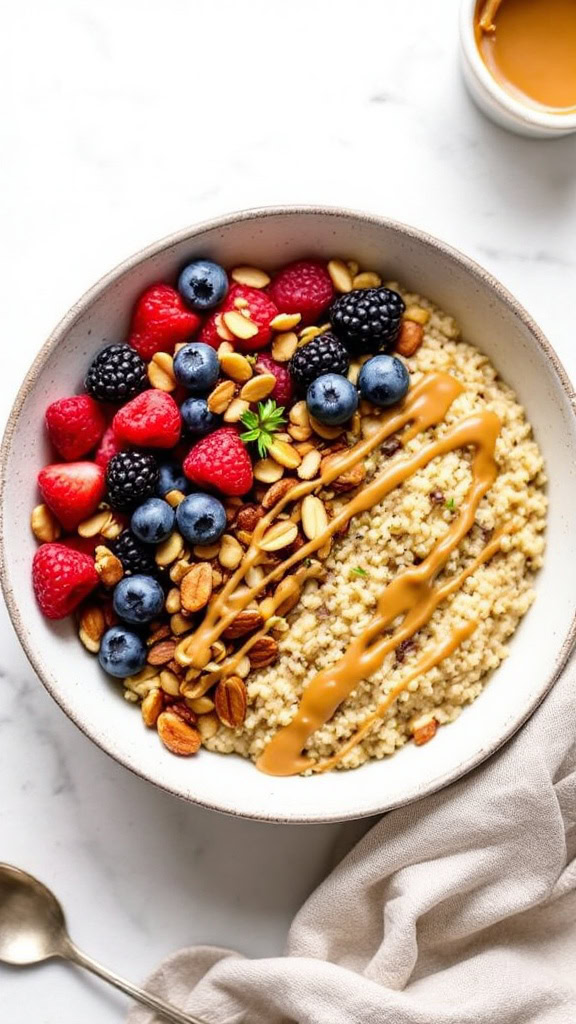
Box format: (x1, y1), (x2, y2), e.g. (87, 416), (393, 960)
(2, 0), (576, 1020)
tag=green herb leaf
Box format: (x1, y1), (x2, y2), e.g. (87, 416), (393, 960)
(445, 497), (456, 511)
(240, 400), (287, 458)
(350, 567), (368, 578)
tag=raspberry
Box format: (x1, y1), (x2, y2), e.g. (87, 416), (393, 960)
(113, 390), (182, 449)
(106, 451), (159, 512)
(38, 462), (106, 530)
(288, 333), (350, 395)
(269, 260), (334, 327)
(184, 427), (253, 496)
(254, 353), (294, 406)
(111, 529), (158, 577)
(32, 543), (99, 619)
(85, 344), (147, 403)
(200, 285), (278, 353)
(95, 426), (123, 469)
(129, 284), (201, 361)
(45, 395), (106, 461)
(330, 287), (405, 354)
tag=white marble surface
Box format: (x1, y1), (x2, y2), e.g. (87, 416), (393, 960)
(1, 0), (576, 1020)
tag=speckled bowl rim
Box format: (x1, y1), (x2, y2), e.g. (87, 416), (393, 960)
(1, 205), (575, 823)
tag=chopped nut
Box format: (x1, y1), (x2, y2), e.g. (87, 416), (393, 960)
(31, 503), (61, 542)
(219, 534), (244, 569)
(141, 688), (163, 727)
(217, 340), (234, 358)
(224, 398), (250, 423)
(159, 668), (181, 696)
(94, 545), (124, 587)
(220, 351), (253, 382)
(147, 639), (178, 666)
(214, 676), (247, 728)
(321, 452), (366, 493)
(180, 562), (213, 613)
(253, 458), (284, 484)
(78, 508), (114, 538)
(246, 565), (265, 587)
(193, 543), (220, 560)
(288, 424), (312, 442)
(165, 587), (182, 614)
(249, 635), (279, 669)
(169, 702), (198, 727)
(289, 401), (310, 428)
(260, 520), (298, 552)
(235, 655), (251, 678)
(169, 558), (192, 583)
(165, 489), (186, 508)
(215, 314), (235, 342)
(148, 351), (176, 391)
(223, 310), (259, 340)
(294, 441), (315, 456)
(262, 476), (299, 510)
(157, 710), (201, 755)
(236, 529), (254, 546)
(78, 604), (106, 653)
(347, 260), (359, 276)
(268, 439), (301, 469)
(317, 538), (333, 560)
(301, 495), (329, 541)
(124, 665), (161, 698)
(197, 711), (219, 741)
(211, 639), (227, 662)
(396, 321), (424, 357)
(413, 719), (438, 746)
(187, 696), (215, 715)
(309, 414), (344, 440)
(269, 312), (302, 331)
(155, 531), (184, 567)
(271, 331), (298, 362)
(207, 379), (236, 414)
(147, 623), (171, 646)
(297, 449), (322, 480)
(231, 266), (270, 288)
(352, 271), (382, 289)
(404, 304), (430, 325)
(222, 609), (264, 639)
(328, 259), (353, 293)
(171, 612), (192, 636)
(240, 374), (276, 403)
(235, 503), (264, 532)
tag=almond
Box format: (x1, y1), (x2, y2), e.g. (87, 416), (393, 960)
(157, 710), (201, 755)
(180, 562), (213, 613)
(240, 373), (276, 402)
(31, 503), (61, 542)
(220, 350), (253, 382)
(301, 495), (329, 541)
(253, 458), (284, 484)
(141, 688), (163, 727)
(260, 520), (298, 552)
(396, 320), (424, 357)
(147, 638), (178, 666)
(262, 477), (299, 510)
(214, 676), (247, 728)
(413, 719), (438, 746)
(231, 266), (270, 288)
(235, 503), (264, 532)
(222, 609), (264, 639)
(207, 379), (236, 414)
(248, 635), (279, 669)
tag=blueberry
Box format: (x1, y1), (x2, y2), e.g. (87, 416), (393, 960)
(358, 354), (410, 408)
(112, 574), (165, 625)
(176, 493), (227, 546)
(98, 625), (147, 678)
(173, 342), (220, 394)
(131, 497), (175, 544)
(306, 373), (359, 426)
(181, 396), (220, 438)
(156, 462), (189, 499)
(178, 259), (228, 311)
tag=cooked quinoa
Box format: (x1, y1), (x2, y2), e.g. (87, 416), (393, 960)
(205, 288), (547, 769)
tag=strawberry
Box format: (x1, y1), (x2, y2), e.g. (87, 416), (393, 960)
(45, 395), (107, 461)
(32, 543), (99, 619)
(184, 427), (253, 496)
(113, 390), (181, 449)
(254, 353), (294, 406)
(38, 462), (105, 530)
(269, 260), (334, 326)
(200, 285), (278, 353)
(95, 426), (124, 469)
(129, 284), (201, 361)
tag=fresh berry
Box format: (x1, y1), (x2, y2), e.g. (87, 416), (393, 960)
(330, 287), (405, 354)
(85, 344), (148, 403)
(112, 574), (165, 624)
(173, 342), (220, 393)
(200, 285), (278, 353)
(45, 395), (106, 461)
(106, 451), (159, 513)
(180, 397), (220, 437)
(269, 260), (334, 326)
(99, 625), (147, 678)
(288, 333), (349, 396)
(95, 426), (123, 469)
(254, 353), (294, 406)
(38, 462), (105, 530)
(239, 400), (287, 458)
(111, 529), (158, 576)
(184, 427), (253, 496)
(32, 543), (99, 620)
(175, 493), (227, 545)
(177, 259), (228, 311)
(156, 462), (189, 498)
(113, 390), (181, 449)
(131, 497), (175, 544)
(358, 354), (410, 408)
(129, 284), (201, 361)
(306, 373), (359, 426)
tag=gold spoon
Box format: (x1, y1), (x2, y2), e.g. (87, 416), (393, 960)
(0, 864), (206, 1024)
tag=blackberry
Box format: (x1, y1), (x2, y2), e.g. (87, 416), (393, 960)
(106, 451), (159, 513)
(111, 529), (159, 577)
(288, 333), (350, 395)
(330, 287), (405, 354)
(85, 344), (147, 403)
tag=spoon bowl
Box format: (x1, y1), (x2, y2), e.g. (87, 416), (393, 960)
(0, 864), (67, 965)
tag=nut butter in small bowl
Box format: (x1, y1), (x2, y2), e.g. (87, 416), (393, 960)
(460, 0), (576, 137)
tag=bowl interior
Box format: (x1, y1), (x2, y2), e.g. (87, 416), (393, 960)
(2, 208), (576, 822)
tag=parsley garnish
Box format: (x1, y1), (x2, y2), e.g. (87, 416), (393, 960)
(350, 567), (368, 578)
(240, 400), (287, 458)
(445, 497), (456, 511)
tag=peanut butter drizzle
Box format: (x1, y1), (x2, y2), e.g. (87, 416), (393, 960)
(478, 0), (503, 32)
(314, 619), (478, 773)
(181, 372), (463, 671)
(257, 412), (503, 776)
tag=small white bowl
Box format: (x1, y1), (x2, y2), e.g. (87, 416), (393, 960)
(2, 206), (576, 823)
(459, 0), (576, 138)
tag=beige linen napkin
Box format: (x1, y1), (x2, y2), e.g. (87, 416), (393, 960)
(129, 658), (576, 1024)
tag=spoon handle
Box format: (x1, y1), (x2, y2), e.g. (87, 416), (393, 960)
(65, 942), (207, 1024)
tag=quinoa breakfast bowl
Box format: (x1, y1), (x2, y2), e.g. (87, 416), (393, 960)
(1, 208), (576, 822)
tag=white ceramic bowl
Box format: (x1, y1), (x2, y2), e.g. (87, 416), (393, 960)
(2, 207), (576, 823)
(459, 0), (576, 138)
